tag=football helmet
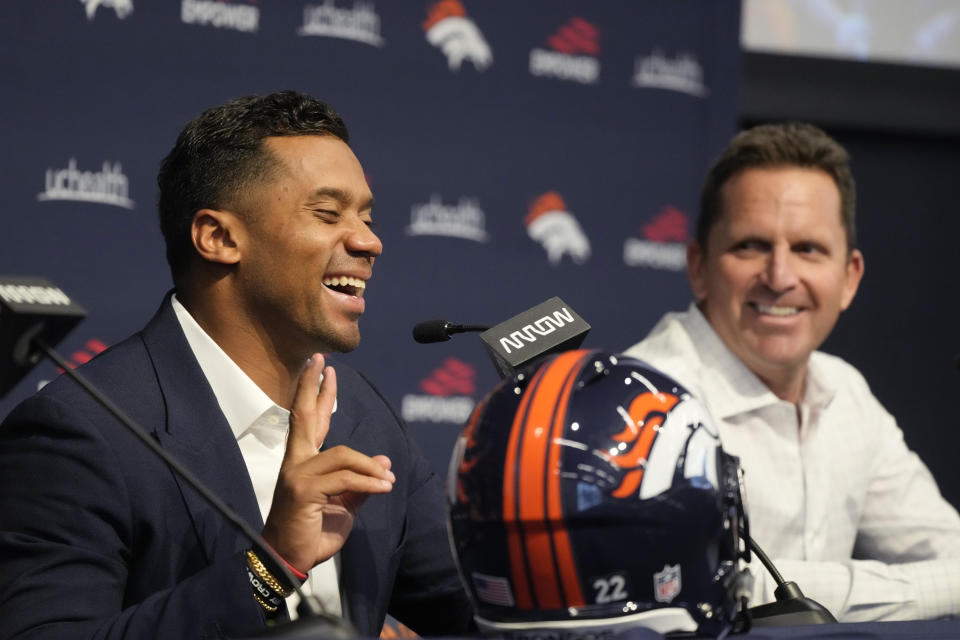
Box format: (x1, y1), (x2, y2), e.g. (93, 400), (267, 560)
(446, 350), (751, 638)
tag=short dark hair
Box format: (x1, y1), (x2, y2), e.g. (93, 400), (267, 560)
(157, 90), (350, 279)
(697, 122), (856, 252)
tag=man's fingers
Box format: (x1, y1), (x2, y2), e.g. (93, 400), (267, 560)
(312, 469), (394, 498)
(314, 364), (336, 449)
(287, 354), (332, 459)
(282, 467), (394, 506)
(303, 446), (394, 483)
(372, 454), (392, 472)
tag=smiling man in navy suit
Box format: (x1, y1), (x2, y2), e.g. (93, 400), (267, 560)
(0, 91), (473, 640)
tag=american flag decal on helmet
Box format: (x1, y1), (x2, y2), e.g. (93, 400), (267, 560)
(472, 573), (516, 607)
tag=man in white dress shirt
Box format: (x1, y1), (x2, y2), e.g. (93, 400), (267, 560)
(625, 122), (960, 621)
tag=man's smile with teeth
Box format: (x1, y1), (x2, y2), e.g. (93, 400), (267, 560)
(750, 302), (799, 316)
(322, 275), (367, 296)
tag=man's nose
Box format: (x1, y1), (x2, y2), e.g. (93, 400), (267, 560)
(761, 245), (799, 292)
(345, 219), (383, 258)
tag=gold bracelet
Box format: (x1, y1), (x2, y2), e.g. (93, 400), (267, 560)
(252, 591), (279, 613)
(246, 549), (291, 598)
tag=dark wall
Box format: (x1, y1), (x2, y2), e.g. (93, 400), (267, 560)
(823, 130), (960, 510)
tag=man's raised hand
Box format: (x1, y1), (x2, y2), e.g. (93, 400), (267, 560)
(262, 354), (394, 574)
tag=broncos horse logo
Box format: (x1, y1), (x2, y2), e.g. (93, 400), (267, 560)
(81, 0), (133, 20)
(423, 0), (492, 72)
(609, 391), (680, 498)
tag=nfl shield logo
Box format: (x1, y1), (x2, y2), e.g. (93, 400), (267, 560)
(653, 564), (681, 603)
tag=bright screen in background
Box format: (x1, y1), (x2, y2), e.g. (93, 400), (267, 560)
(742, 0), (960, 69)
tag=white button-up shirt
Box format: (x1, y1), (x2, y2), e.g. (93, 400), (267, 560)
(171, 295), (342, 618)
(625, 303), (960, 621)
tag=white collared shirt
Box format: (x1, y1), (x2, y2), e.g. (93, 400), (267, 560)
(625, 303), (960, 621)
(171, 295), (342, 618)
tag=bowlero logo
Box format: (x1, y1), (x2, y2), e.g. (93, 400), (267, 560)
(61, 338), (109, 370)
(38, 158), (135, 210)
(181, 0), (259, 33)
(623, 205), (689, 271)
(529, 17), (600, 84)
(406, 194), (489, 242)
(631, 49), (708, 98)
(82, 0), (133, 20)
(423, 0), (492, 72)
(525, 191), (590, 265)
(298, 1), (384, 47)
(401, 358), (477, 425)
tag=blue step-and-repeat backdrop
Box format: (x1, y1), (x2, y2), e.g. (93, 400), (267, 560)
(0, 0), (741, 474)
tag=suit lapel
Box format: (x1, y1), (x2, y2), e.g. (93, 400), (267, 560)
(140, 295), (263, 563)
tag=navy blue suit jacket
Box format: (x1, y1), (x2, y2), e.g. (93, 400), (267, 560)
(0, 296), (472, 639)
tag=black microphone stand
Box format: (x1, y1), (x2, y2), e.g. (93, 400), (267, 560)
(744, 533), (837, 626)
(31, 337), (357, 639)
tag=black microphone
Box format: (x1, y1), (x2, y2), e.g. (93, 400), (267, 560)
(412, 320), (489, 344)
(479, 296), (590, 378)
(0, 277), (355, 639)
(412, 297), (591, 378)
(0, 275), (86, 395)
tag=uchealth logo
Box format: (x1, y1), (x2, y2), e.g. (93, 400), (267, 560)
(181, 0), (260, 33)
(525, 191), (591, 266)
(623, 205), (689, 271)
(298, 1), (384, 47)
(82, 0), (133, 20)
(37, 158), (135, 209)
(631, 49), (708, 97)
(423, 0), (492, 72)
(400, 358), (477, 425)
(529, 17), (600, 84)
(406, 194), (489, 242)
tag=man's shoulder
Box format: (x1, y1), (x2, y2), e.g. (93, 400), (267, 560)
(809, 350), (871, 391)
(624, 309), (705, 385)
(808, 350), (886, 419)
(327, 357), (406, 429)
(328, 357), (385, 401)
(25, 328), (149, 402)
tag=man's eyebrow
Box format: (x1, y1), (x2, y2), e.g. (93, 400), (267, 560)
(310, 187), (375, 212)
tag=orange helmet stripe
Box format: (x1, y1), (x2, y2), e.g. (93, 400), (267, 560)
(502, 362), (545, 609)
(546, 351), (590, 606)
(515, 353), (577, 608)
(513, 350), (591, 609)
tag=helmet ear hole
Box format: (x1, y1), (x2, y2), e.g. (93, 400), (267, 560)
(447, 350), (751, 638)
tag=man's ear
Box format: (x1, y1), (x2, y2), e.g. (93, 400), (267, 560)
(191, 209), (243, 266)
(840, 248), (865, 311)
(687, 241), (707, 300)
